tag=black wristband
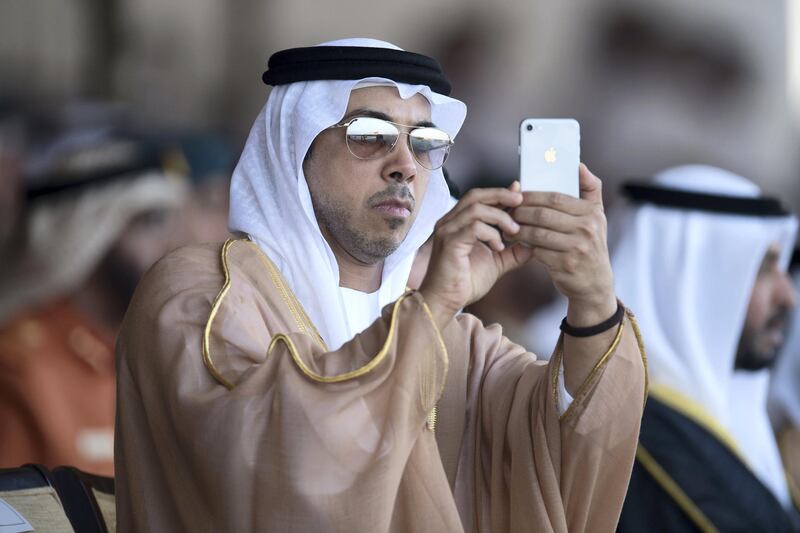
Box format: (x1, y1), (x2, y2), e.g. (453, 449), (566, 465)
(560, 301), (624, 337)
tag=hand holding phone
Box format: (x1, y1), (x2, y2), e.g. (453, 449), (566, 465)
(519, 118), (580, 197)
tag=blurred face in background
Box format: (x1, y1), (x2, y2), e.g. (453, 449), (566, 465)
(102, 206), (188, 301)
(183, 175), (232, 244)
(735, 243), (797, 370)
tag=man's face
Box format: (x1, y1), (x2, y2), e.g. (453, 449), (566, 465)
(735, 243), (797, 370)
(303, 86), (433, 265)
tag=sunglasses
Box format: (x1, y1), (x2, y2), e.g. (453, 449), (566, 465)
(331, 117), (453, 171)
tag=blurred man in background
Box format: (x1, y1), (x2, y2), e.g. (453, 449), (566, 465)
(0, 126), (188, 475)
(614, 165), (799, 531)
(768, 254), (800, 519)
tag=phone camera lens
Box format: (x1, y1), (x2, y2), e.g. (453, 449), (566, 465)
(526, 124), (533, 131)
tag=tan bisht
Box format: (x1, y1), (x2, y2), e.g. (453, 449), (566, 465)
(115, 239), (647, 532)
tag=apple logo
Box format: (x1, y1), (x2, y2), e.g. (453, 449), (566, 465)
(544, 148), (557, 163)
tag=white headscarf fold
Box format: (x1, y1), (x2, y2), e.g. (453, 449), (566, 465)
(228, 38), (466, 350)
(611, 165), (797, 507)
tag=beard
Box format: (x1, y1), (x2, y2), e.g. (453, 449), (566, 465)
(312, 184), (415, 265)
(734, 306), (793, 371)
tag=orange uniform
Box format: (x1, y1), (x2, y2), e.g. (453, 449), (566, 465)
(0, 299), (115, 475)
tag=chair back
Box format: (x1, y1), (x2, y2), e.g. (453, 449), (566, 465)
(0, 464), (75, 533)
(52, 467), (115, 533)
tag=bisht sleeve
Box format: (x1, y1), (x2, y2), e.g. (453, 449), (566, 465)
(114, 243), (461, 533)
(450, 311), (647, 533)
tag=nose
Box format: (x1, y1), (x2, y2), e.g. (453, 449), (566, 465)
(777, 271), (797, 309)
(382, 134), (417, 183)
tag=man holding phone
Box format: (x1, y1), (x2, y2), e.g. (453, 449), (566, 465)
(115, 38), (647, 532)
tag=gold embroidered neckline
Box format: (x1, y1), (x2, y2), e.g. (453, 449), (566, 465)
(201, 238), (448, 418)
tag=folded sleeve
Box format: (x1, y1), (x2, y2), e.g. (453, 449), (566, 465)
(115, 247), (459, 533)
(451, 311), (647, 533)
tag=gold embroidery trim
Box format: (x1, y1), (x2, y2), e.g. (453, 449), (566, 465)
(777, 428), (800, 511)
(553, 309), (649, 422)
(788, 471), (800, 515)
(203, 238), (329, 389)
(556, 317), (625, 421)
(550, 336), (562, 408)
(202, 239), (237, 390)
(202, 239), (448, 414)
(268, 291), (449, 387)
(420, 298), (449, 432)
(426, 405), (438, 432)
(628, 311), (650, 404)
(245, 240), (327, 351)
(648, 384), (744, 462)
(635, 445), (718, 533)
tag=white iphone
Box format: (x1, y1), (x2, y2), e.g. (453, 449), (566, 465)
(519, 118), (580, 197)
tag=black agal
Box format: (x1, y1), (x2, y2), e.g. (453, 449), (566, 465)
(262, 46), (452, 96)
(622, 181), (790, 217)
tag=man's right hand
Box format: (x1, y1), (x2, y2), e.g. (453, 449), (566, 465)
(419, 185), (533, 330)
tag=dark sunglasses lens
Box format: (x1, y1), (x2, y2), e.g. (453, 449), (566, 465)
(409, 127), (452, 170)
(345, 117), (399, 159)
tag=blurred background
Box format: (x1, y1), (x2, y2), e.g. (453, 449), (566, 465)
(2, 0), (799, 199)
(0, 0), (799, 473)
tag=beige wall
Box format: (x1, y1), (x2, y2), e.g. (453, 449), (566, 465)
(1, 0), (797, 208)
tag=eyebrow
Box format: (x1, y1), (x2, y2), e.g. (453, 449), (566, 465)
(341, 108), (437, 129)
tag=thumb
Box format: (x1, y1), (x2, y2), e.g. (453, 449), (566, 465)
(579, 163), (603, 206)
(508, 180), (521, 193)
(498, 243), (534, 276)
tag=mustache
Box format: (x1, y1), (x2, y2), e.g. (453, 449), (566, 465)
(367, 184), (415, 209)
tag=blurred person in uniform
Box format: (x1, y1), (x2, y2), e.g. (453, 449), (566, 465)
(0, 129), (188, 475)
(768, 253), (800, 521)
(114, 38), (648, 532)
(614, 166), (799, 531)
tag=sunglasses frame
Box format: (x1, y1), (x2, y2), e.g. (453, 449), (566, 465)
(330, 116), (453, 170)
